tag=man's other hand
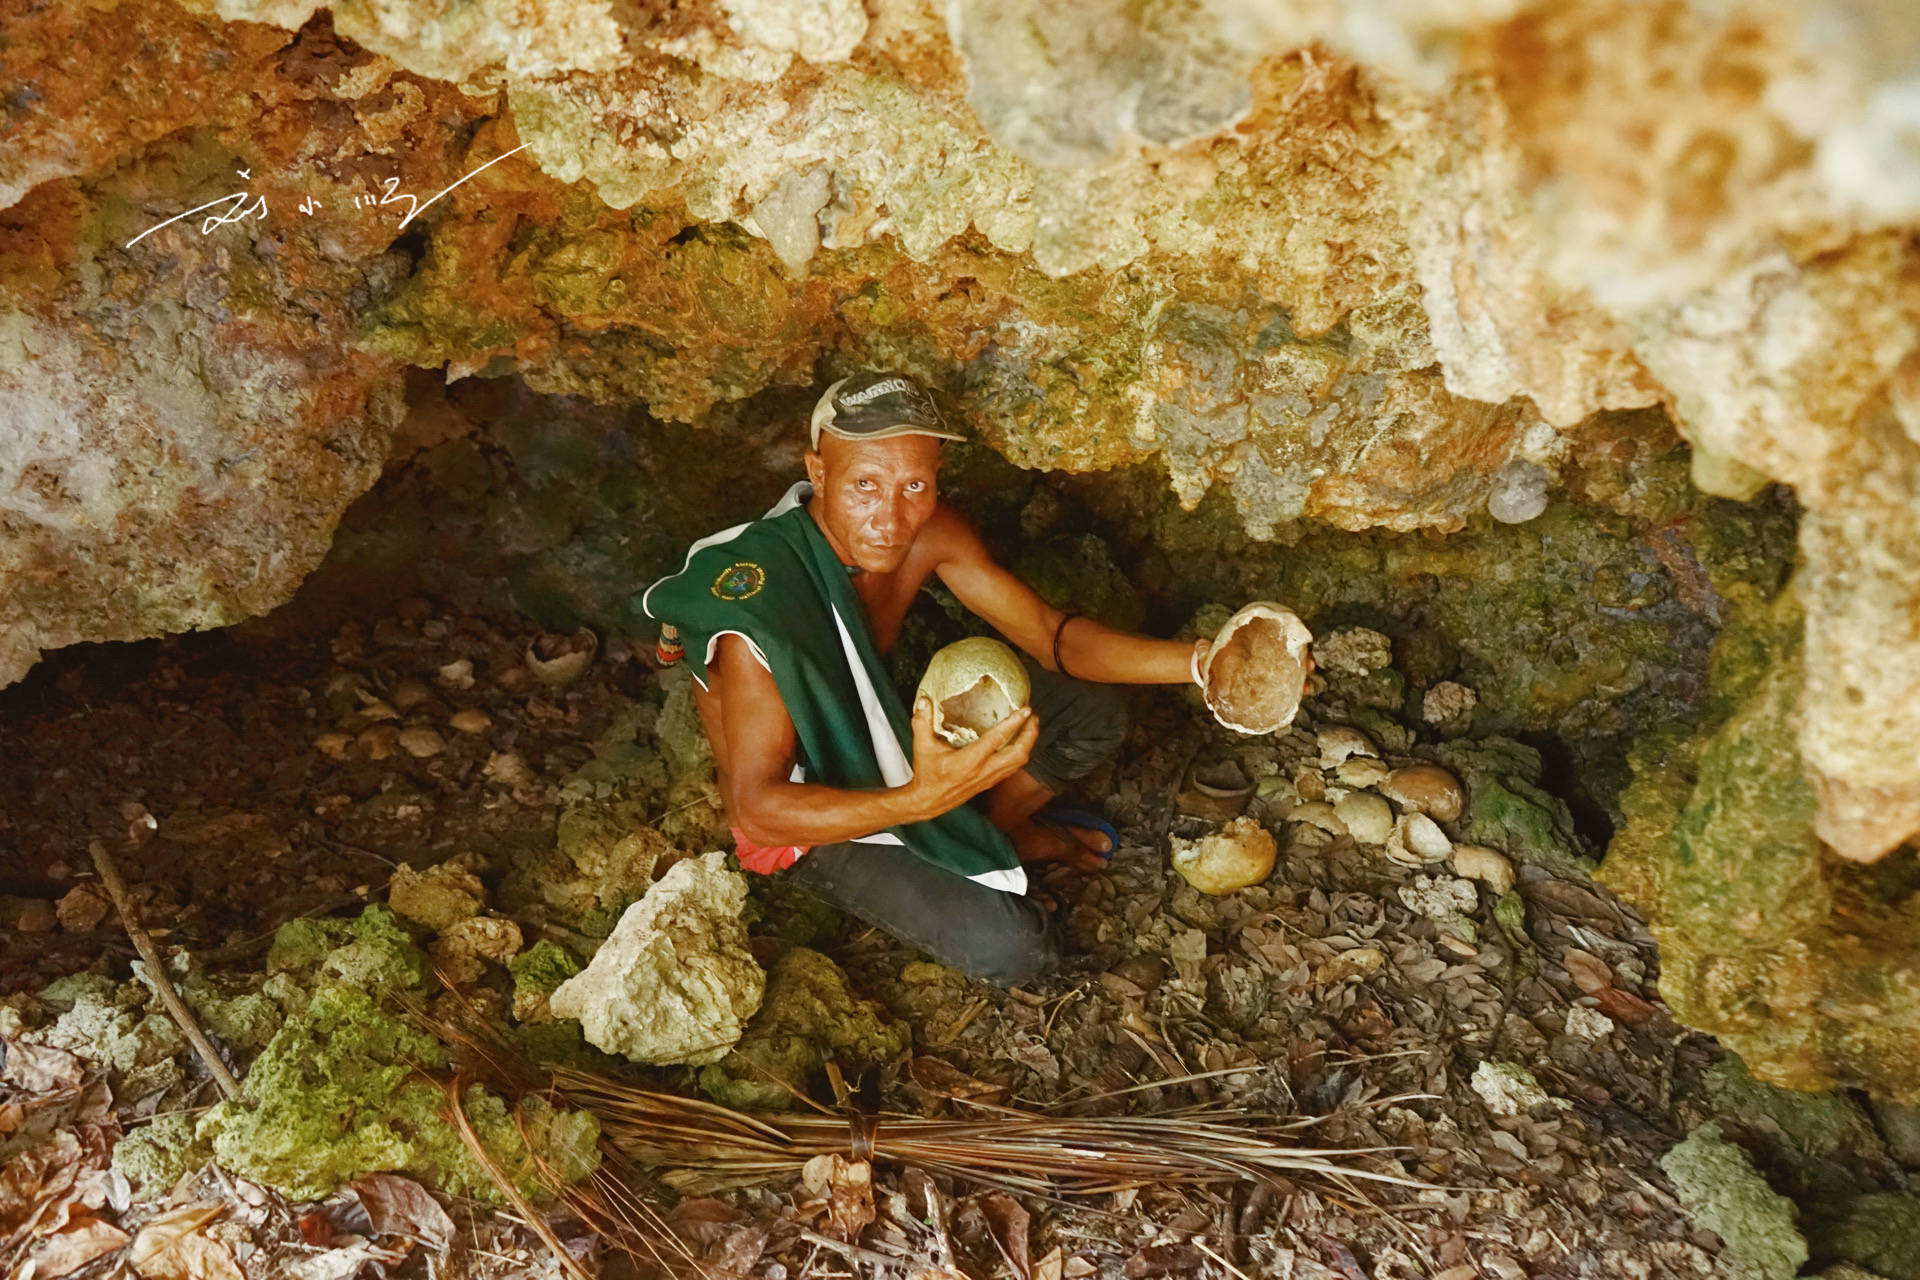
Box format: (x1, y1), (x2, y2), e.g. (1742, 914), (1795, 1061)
(906, 696), (1039, 821)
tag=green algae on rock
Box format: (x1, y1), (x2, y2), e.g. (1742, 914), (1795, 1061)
(508, 938), (583, 1023)
(699, 947), (909, 1111)
(1603, 585), (1920, 1101)
(1809, 1192), (1920, 1280)
(266, 903), (431, 991)
(112, 1113), (213, 1203)
(199, 983), (600, 1203)
(1661, 1122), (1808, 1280)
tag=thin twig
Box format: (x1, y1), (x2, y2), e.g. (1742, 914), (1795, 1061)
(88, 838), (240, 1098)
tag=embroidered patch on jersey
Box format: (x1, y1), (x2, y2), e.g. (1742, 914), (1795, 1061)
(711, 561), (766, 601)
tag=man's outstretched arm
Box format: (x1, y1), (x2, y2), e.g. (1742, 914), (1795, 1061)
(709, 633), (1040, 847)
(926, 506), (1204, 685)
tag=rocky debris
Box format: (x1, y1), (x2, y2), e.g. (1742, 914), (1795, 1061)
(698, 947), (909, 1110)
(549, 852), (766, 1066)
(430, 915), (523, 985)
(1311, 626), (1393, 678)
(1169, 816), (1277, 895)
(1422, 681), (1479, 727)
(507, 939), (584, 1023)
(1660, 1123), (1808, 1280)
(1471, 1061), (1557, 1118)
(387, 861), (485, 933)
(193, 908), (601, 1204)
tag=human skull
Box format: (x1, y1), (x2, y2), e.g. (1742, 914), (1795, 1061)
(1201, 603), (1314, 735)
(916, 637), (1031, 746)
(1170, 816), (1277, 895)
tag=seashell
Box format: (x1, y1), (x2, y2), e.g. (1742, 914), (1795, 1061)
(1170, 816), (1277, 895)
(1335, 756), (1390, 789)
(1200, 603), (1314, 735)
(915, 637), (1031, 746)
(1334, 792), (1394, 845)
(1449, 843), (1514, 895)
(1294, 769), (1327, 802)
(1291, 801), (1347, 835)
(389, 678), (433, 712)
(1379, 764), (1464, 822)
(1316, 725), (1378, 768)
(449, 709), (492, 734)
(525, 629), (598, 687)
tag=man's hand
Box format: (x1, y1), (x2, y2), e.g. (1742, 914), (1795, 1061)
(904, 697), (1039, 822)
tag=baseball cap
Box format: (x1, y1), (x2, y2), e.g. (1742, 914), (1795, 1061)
(809, 373), (967, 449)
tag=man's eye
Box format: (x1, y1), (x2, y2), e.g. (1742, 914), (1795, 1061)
(906, 481), (924, 493)
(857, 479), (875, 490)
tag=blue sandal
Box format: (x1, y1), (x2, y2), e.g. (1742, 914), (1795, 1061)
(1032, 805), (1119, 863)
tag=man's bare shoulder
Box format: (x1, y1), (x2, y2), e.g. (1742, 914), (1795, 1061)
(919, 501), (991, 564)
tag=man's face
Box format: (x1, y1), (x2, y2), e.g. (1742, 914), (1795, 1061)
(805, 432), (943, 573)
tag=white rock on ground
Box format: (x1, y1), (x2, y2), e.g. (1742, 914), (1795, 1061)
(1472, 1061), (1555, 1117)
(549, 852), (766, 1066)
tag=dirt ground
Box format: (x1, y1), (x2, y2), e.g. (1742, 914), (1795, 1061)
(0, 596), (1759, 1280)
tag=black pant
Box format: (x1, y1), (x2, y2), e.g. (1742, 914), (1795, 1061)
(781, 659), (1126, 986)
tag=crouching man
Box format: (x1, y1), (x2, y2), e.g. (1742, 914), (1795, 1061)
(642, 373), (1218, 986)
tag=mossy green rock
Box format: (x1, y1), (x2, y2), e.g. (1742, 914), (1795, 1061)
(1810, 1193), (1920, 1280)
(1661, 1122), (1808, 1280)
(1603, 588), (1920, 1100)
(698, 948), (908, 1110)
(266, 904), (430, 991)
(1428, 738), (1594, 879)
(509, 939), (583, 1022)
(112, 1112), (211, 1202)
(199, 984), (600, 1202)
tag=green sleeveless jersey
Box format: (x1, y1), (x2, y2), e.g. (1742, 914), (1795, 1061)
(640, 482), (1027, 894)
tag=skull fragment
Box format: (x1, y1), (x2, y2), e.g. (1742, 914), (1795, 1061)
(916, 637), (1031, 746)
(1200, 603), (1314, 735)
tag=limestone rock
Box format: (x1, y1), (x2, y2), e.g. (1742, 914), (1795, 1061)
(389, 863), (486, 933)
(1471, 1061), (1553, 1117)
(1660, 1123), (1808, 1280)
(1311, 626), (1392, 677)
(549, 852), (765, 1066)
(697, 947), (908, 1110)
(1398, 875), (1477, 921)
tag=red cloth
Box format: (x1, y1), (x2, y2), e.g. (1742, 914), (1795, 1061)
(732, 825), (809, 875)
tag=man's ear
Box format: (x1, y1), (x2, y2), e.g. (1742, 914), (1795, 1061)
(803, 449), (825, 488)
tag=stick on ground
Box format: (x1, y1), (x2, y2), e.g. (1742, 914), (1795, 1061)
(87, 837), (241, 1099)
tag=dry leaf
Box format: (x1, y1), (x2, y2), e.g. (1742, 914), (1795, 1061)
(1033, 1245), (1065, 1280)
(282, 1238), (408, 1280)
(800, 1154), (874, 1241)
(351, 1173), (453, 1251)
(2, 1041), (86, 1092)
(1561, 949), (1612, 995)
(980, 1193), (1031, 1280)
(130, 1202), (244, 1280)
(1594, 984), (1657, 1025)
(20, 1216), (130, 1280)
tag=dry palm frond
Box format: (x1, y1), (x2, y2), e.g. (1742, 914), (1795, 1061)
(548, 1066), (1434, 1200)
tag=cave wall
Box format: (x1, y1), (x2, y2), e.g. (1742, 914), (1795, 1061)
(2, 0), (1918, 1091)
